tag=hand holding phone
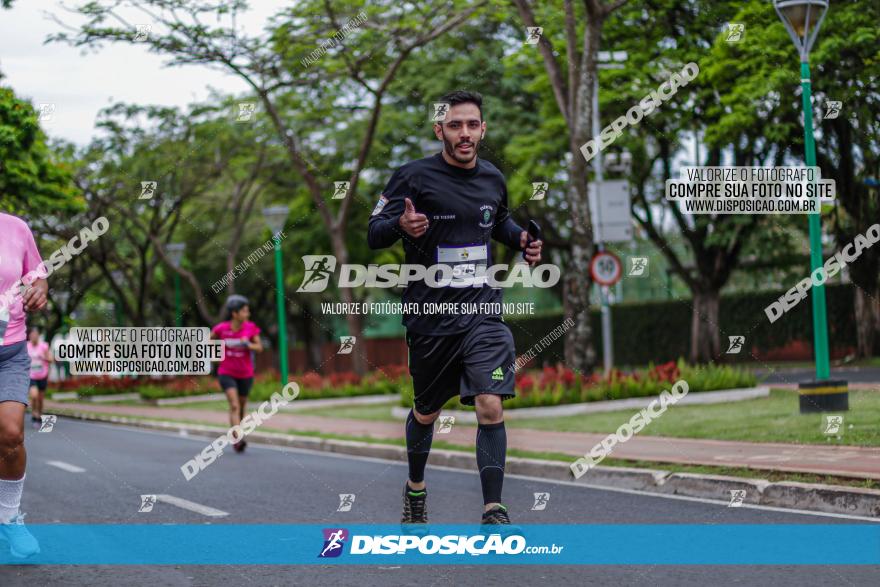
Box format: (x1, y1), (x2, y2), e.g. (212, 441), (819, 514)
(522, 220), (543, 262)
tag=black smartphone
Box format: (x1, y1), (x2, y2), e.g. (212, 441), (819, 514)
(522, 220), (542, 261)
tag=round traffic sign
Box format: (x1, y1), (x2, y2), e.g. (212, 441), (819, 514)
(590, 251), (622, 286)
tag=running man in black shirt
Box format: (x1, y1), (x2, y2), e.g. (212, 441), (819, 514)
(368, 91), (543, 526)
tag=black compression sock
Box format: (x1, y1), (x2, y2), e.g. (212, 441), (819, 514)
(405, 409), (434, 484)
(476, 421), (507, 504)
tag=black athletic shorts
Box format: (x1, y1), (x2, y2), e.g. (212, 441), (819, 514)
(29, 378), (48, 392)
(218, 375), (254, 397)
(406, 316), (516, 415)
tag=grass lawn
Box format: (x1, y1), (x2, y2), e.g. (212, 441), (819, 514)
(174, 400), (230, 410)
(297, 388), (880, 447)
(510, 388), (879, 446)
(295, 403), (399, 420)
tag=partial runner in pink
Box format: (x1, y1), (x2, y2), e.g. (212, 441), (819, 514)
(0, 213), (44, 347)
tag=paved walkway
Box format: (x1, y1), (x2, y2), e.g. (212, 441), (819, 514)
(47, 401), (880, 480)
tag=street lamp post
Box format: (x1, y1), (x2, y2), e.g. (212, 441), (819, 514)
(774, 0), (847, 412)
(263, 205), (289, 385)
(166, 243), (186, 327)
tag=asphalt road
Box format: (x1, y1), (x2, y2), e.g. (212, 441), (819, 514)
(1, 418), (877, 586)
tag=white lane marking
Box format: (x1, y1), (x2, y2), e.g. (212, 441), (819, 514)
(77, 421), (880, 523)
(155, 494), (229, 518)
(46, 460), (86, 473)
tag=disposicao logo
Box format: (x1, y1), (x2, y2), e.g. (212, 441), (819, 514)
(296, 255), (560, 291)
(319, 528), (349, 558)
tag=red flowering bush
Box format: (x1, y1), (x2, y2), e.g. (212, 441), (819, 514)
(538, 366), (558, 390)
(378, 364), (409, 380)
(328, 371), (361, 387)
(164, 377), (207, 392)
(515, 372), (536, 393)
(605, 368), (623, 382)
(649, 361), (680, 383)
(55, 376), (143, 392)
(298, 371), (325, 390)
(256, 369), (280, 383)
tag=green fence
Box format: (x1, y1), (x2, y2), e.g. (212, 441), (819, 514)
(506, 283), (861, 367)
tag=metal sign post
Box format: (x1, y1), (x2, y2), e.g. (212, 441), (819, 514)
(592, 52), (626, 375)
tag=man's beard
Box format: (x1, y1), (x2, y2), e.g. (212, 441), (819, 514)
(441, 130), (479, 164)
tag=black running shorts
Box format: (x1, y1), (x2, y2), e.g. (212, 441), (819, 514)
(406, 316), (516, 415)
(29, 378), (48, 393)
(218, 375), (254, 397)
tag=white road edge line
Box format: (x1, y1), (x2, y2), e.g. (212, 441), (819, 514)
(155, 494), (229, 517)
(46, 460), (86, 473)
(502, 471), (880, 524)
(79, 420), (880, 523)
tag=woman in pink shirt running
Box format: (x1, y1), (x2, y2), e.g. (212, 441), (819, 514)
(0, 212), (47, 558)
(26, 327), (53, 425)
(211, 295), (263, 453)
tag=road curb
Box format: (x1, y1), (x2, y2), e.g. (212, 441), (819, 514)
(54, 410), (880, 519)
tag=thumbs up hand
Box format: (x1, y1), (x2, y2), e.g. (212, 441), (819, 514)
(399, 197), (429, 238)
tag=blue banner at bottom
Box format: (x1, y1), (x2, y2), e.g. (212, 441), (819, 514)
(1, 524), (878, 565)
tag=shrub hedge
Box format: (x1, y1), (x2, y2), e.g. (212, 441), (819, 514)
(53, 368), (411, 402)
(397, 359), (757, 410)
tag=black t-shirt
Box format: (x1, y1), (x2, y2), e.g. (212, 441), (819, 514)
(367, 153), (524, 335)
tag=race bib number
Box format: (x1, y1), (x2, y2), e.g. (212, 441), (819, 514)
(437, 244), (488, 287)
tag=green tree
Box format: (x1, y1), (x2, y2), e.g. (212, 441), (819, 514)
(595, 0), (771, 362)
(706, 0), (880, 357)
(0, 72), (81, 214)
(50, 0), (485, 373)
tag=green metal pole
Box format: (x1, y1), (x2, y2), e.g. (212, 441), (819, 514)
(174, 272), (182, 327)
(273, 239), (289, 384)
(800, 61), (830, 381)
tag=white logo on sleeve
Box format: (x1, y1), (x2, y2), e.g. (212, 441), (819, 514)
(371, 195), (389, 216)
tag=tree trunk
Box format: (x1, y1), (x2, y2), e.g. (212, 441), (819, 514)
(854, 285), (880, 358)
(330, 229), (366, 375)
(566, 180), (596, 374)
(690, 288), (721, 363)
(562, 15), (600, 376)
(563, 273), (575, 367)
(299, 305), (323, 372)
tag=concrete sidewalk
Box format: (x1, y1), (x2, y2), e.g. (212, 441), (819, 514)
(47, 400), (880, 481)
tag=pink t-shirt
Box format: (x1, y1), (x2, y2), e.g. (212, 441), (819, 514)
(212, 320), (261, 378)
(28, 341), (50, 380)
(0, 214), (45, 346)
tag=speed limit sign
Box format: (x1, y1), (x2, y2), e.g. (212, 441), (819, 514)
(590, 251), (622, 286)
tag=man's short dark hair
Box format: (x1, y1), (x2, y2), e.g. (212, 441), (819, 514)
(437, 90), (483, 120)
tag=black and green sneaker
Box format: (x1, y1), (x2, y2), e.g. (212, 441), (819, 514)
(481, 504), (511, 525)
(401, 483), (428, 524)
